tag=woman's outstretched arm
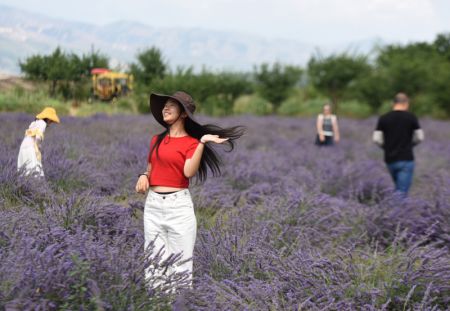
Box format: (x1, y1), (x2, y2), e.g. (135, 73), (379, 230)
(184, 135), (229, 178)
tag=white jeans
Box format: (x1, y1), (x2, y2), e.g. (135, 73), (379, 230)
(144, 189), (197, 286)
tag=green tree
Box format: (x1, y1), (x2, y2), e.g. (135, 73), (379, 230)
(352, 69), (390, 112)
(19, 54), (48, 81)
(308, 52), (370, 112)
(20, 47), (70, 96)
(20, 47), (110, 99)
(434, 32), (450, 61)
(79, 49), (109, 77)
(429, 61), (450, 115)
(431, 33), (450, 115)
(147, 67), (253, 116)
(45, 47), (71, 96)
(376, 43), (436, 97)
(130, 47), (167, 85)
(373, 39), (450, 116)
(253, 62), (302, 112)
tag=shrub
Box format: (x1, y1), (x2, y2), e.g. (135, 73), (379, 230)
(233, 95), (273, 115)
(339, 99), (373, 118)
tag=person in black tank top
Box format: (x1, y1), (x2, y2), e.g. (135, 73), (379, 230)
(315, 104), (340, 146)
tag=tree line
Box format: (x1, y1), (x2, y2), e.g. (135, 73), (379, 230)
(19, 48), (108, 99)
(19, 33), (450, 116)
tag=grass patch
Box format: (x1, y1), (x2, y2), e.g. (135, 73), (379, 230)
(344, 242), (427, 308)
(195, 205), (227, 230)
(0, 86), (141, 117)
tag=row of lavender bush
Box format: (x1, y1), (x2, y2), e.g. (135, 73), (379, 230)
(1, 113), (449, 310)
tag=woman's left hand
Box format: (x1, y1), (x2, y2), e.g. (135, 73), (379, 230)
(201, 134), (229, 144)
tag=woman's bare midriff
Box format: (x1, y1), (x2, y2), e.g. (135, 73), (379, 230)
(151, 186), (186, 192)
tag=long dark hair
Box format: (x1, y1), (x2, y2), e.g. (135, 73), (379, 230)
(150, 110), (245, 183)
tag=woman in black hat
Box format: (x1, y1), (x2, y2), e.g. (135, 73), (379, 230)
(135, 91), (244, 287)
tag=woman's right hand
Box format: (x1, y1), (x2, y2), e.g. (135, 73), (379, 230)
(135, 175), (149, 194)
(319, 134), (325, 142)
(200, 134), (229, 144)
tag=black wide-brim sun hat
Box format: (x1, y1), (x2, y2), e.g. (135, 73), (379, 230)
(149, 91), (198, 127)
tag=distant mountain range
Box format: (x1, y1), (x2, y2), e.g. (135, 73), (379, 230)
(0, 4), (381, 74)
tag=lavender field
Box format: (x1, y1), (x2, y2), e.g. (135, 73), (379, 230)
(0, 113), (449, 310)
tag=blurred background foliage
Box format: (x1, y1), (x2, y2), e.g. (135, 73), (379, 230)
(2, 32), (449, 118)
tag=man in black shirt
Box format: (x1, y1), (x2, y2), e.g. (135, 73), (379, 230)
(373, 93), (424, 195)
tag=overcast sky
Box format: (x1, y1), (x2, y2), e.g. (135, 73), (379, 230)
(1, 0), (449, 45)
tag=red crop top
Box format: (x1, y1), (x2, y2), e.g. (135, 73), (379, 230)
(147, 135), (199, 188)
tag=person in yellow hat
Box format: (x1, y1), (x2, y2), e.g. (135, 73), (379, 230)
(17, 107), (60, 177)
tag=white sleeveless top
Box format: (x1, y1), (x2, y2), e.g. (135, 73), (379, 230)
(21, 119), (47, 148)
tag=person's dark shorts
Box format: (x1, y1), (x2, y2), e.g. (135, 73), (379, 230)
(315, 135), (334, 146)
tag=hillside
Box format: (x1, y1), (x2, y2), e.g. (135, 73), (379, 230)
(0, 74), (34, 91)
(0, 4), (378, 74)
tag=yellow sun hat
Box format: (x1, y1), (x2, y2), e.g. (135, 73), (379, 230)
(36, 107), (60, 124)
